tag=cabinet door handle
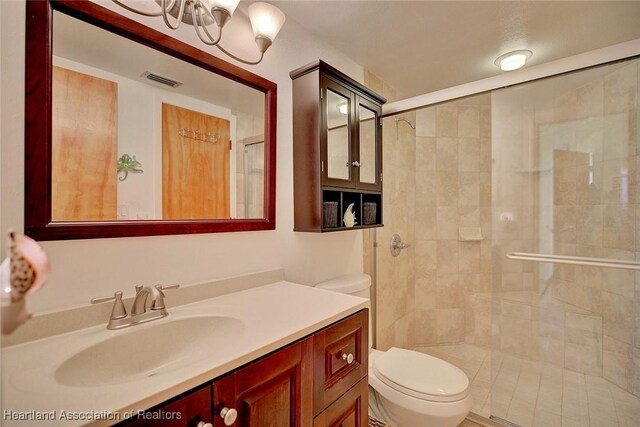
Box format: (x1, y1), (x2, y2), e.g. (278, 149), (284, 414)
(220, 407), (238, 426)
(351, 161), (361, 167)
(197, 422), (213, 427)
(342, 352), (355, 364)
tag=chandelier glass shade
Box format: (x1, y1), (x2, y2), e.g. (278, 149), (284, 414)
(111, 0), (285, 64)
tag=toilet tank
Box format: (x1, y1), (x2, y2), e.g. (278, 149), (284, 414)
(315, 274), (373, 349)
(315, 274), (371, 300)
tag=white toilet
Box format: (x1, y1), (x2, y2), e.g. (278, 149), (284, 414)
(315, 274), (471, 427)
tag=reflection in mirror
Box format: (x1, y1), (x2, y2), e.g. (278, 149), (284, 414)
(359, 105), (376, 184)
(241, 141), (265, 218)
(52, 11), (265, 221)
(326, 89), (350, 180)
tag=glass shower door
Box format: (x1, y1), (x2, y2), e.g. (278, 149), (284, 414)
(491, 58), (640, 426)
(243, 141), (264, 218)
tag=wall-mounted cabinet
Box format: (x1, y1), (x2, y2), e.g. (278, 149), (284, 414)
(291, 61), (386, 232)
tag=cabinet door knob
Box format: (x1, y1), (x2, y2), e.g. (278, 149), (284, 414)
(220, 407), (238, 426)
(342, 352), (355, 364)
(351, 160), (361, 167)
(197, 422), (213, 427)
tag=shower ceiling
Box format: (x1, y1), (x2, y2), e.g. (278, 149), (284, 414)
(272, 1), (640, 99)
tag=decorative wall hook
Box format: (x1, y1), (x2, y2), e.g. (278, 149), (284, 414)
(117, 154), (143, 181)
(179, 127), (219, 143)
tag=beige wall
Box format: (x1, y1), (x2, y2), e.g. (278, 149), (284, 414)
(365, 68), (492, 351)
(412, 94), (492, 348)
(0, 0), (368, 314)
(364, 70), (417, 351)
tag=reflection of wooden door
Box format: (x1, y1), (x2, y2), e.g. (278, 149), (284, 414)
(162, 103), (230, 219)
(52, 66), (117, 221)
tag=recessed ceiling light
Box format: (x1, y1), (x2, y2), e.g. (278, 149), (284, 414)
(495, 50), (533, 71)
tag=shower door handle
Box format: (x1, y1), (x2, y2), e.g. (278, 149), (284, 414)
(506, 252), (640, 271)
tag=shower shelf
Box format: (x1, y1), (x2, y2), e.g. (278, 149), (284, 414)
(513, 168), (552, 174)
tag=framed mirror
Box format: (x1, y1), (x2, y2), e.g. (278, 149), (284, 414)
(24, 0), (277, 240)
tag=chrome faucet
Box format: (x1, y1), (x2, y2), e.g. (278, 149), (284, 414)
(91, 284), (179, 330)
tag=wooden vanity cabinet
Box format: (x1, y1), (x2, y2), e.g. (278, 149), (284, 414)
(213, 338), (314, 427)
(119, 385), (212, 427)
(313, 378), (368, 427)
(313, 310), (368, 415)
(291, 61), (386, 232)
(120, 310), (368, 427)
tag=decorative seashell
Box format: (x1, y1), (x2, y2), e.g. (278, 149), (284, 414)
(8, 230), (50, 302)
(343, 203), (357, 228)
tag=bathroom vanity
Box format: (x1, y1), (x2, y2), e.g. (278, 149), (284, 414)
(1, 282), (369, 427)
(122, 309), (368, 427)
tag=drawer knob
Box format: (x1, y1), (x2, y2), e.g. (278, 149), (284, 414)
(197, 422), (213, 427)
(220, 407), (238, 426)
(342, 352), (355, 364)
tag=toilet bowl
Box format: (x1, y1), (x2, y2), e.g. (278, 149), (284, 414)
(369, 348), (471, 427)
(315, 274), (471, 427)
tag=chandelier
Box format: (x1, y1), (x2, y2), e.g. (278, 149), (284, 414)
(112, 0), (286, 65)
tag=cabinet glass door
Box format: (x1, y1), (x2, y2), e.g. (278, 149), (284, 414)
(326, 88), (351, 181)
(358, 105), (377, 184)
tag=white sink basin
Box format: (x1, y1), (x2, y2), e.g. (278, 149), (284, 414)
(55, 316), (244, 387)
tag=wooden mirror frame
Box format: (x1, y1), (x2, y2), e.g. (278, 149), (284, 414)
(24, 0), (277, 240)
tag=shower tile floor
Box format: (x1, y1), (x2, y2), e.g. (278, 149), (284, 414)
(414, 344), (640, 427)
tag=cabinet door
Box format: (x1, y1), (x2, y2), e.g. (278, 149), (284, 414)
(354, 97), (382, 192)
(213, 338), (313, 427)
(121, 385), (212, 427)
(321, 76), (355, 189)
(313, 378), (368, 427)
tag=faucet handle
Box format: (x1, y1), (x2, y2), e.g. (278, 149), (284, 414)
(91, 291), (127, 320)
(155, 284), (180, 292)
(151, 284), (180, 310)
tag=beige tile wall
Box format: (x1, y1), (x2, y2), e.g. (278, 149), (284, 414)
(413, 94), (493, 348)
(366, 65), (493, 352)
(364, 71), (417, 350)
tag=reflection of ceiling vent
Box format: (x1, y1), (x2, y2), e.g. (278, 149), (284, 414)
(141, 71), (183, 88)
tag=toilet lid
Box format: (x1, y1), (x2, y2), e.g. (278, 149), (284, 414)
(373, 347), (469, 402)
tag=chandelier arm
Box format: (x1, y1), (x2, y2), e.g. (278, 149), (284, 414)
(161, 0), (186, 30)
(110, 0), (177, 17)
(215, 44), (265, 65)
(193, 7), (223, 45)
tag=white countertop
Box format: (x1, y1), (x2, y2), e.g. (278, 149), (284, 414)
(1, 281), (368, 426)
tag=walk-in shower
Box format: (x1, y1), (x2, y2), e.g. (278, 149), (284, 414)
(369, 57), (640, 426)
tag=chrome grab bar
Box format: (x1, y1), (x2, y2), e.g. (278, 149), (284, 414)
(506, 252), (640, 271)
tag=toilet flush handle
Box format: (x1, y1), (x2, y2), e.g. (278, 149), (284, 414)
(342, 352), (355, 364)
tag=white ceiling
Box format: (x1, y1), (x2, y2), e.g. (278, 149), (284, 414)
(272, 1), (640, 100)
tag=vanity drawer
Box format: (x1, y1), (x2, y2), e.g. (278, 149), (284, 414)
(313, 309), (368, 415)
(313, 377), (368, 427)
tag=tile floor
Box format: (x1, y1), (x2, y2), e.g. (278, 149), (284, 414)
(415, 343), (640, 427)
